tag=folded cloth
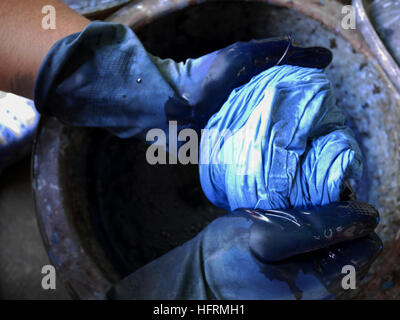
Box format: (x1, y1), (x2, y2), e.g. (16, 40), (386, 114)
(199, 65), (362, 211)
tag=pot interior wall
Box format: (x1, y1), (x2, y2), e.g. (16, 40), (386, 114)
(64, 2), (399, 294)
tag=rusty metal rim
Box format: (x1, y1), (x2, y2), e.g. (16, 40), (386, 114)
(354, 0), (400, 95)
(32, 0), (400, 300)
(106, 0), (400, 100)
(65, 0), (132, 17)
(106, 0), (370, 54)
(32, 118), (113, 300)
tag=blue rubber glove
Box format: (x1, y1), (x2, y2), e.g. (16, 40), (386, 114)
(34, 21), (332, 142)
(199, 65), (362, 211)
(107, 202), (381, 300)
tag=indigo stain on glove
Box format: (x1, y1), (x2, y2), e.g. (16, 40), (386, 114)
(199, 65), (362, 211)
(34, 21), (332, 146)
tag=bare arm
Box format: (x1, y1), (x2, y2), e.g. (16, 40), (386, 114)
(0, 0), (90, 99)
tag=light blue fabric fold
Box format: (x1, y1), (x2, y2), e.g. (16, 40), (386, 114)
(199, 65), (362, 211)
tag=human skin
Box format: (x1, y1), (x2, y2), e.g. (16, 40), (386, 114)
(0, 0), (89, 99)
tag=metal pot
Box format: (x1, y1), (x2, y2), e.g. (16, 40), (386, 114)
(62, 0), (131, 18)
(33, 0), (400, 299)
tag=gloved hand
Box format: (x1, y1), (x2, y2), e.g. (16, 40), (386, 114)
(107, 201), (381, 300)
(34, 21), (332, 142)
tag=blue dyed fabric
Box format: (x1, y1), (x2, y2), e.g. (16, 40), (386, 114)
(199, 65), (362, 211)
(0, 93), (39, 172)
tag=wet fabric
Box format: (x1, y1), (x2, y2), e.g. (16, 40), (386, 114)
(199, 65), (362, 211)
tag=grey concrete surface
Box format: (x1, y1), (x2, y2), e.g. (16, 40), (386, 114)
(0, 156), (70, 300)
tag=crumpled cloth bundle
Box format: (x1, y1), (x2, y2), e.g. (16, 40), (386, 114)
(199, 65), (362, 211)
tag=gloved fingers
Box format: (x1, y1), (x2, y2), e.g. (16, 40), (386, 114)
(194, 212), (380, 300)
(151, 37), (333, 129)
(194, 38), (332, 122)
(217, 211), (381, 299)
(237, 201), (379, 263)
(222, 36), (332, 71)
(282, 45), (333, 69)
(144, 39), (291, 128)
(253, 232), (382, 300)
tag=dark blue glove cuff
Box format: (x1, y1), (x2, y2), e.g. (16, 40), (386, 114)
(34, 21), (179, 139)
